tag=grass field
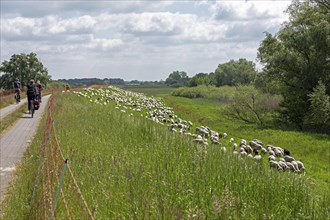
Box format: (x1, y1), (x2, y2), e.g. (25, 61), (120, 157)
(1, 86), (329, 219)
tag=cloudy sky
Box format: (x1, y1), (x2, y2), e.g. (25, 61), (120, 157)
(1, 0), (292, 81)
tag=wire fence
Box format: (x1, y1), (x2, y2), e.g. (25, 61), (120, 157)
(29, 95), (94, 219)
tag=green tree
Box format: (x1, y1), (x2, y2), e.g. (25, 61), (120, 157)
(188, 73), (213, 87)
(165, 71), (189, 87)
(257, 0), (330, 129)
(304, 81), (330, 131)
(214, 59), (257, 87)
(0, 52), (51, 89)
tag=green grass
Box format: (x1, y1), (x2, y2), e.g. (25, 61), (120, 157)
(1, 88), (329, 219)
(159, 95), (330, 194)
(0, 104), (27, 134)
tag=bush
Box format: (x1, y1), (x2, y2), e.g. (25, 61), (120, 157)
(223, 85), (281, 125)
(171, 85), (235, 102)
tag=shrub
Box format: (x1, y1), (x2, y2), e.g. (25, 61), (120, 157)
(223, 85), (281, 125)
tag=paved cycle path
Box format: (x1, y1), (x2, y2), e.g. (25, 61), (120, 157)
(0, 94), (51, 204)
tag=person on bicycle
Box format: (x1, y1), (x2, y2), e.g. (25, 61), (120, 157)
(26, 79), (37, 113)
(36, 80), (43, 103)
(13, 78), (21, 102)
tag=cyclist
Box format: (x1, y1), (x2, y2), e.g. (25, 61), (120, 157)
(36, 80), (43, 103)
(26, 79), (37, 114)
(13, 78), (21, 103)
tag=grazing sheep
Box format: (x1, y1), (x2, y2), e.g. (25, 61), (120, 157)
(284, 155), (295, 162)
(268, 149), (275, 156)
(230, 138), (234, 143)
(278, 161), (289, 170)
(240, 151), (248, 157)
(286, 162), (299, 173)
(268, 155), (276, 161)
(296, 161), (305, 171)
(192, 135), (208, 146)
(240, 139), (247, 146)
(254, 155), (262, 161)
(284, 149), (291, 156)
(260, 147), (268, 154)
(233, 143), (239, 156)
(291, 161), (300, 172)
(269, 160), (280, 169)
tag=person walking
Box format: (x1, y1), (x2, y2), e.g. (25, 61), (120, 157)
(26, 79), (37, 113)
(36, 80), (43, 103)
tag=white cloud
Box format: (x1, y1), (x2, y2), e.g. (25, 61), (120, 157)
(0, 1), (291, 81)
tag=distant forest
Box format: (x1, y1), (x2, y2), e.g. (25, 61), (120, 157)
(58, 78), (163, 86)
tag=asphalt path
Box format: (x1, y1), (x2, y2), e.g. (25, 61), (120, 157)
(0, 94), (51, 205)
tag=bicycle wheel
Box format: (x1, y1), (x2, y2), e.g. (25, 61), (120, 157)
(30, 100), (34, 118)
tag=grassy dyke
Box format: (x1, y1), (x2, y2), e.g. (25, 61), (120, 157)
(129, 87), (329, 195)
(1, 89), (329, 219)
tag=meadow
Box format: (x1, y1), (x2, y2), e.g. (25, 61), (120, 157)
(1, 86), (329, 219)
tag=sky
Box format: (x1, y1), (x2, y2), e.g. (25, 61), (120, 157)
(1, 0), (292, 81)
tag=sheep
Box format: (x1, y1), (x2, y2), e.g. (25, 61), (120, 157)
(221, 146), (227, 153)
(240, 151), (248, 157)
(269, 160), (280, 169)
(192, 135), (208, 146)
(278, 161), (289, 170)
(291, 161), (300, 172)
(233, 143), (239, 156)
(296, 161), (305, 171)
(254, 155), (262, 162)
(286, 162), (299, 173)
(284, 149), (291, 156)
(268, 149), (275, 156)
(268, 155), (276, 161)
(230, 138), (234, 143)
(260, 147), (268, 154)
(284, 155), (295, 162)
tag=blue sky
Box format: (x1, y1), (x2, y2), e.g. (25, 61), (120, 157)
(1, 0), (291, 81)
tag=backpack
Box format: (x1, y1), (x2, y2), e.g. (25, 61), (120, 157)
(27, 84), (36, 96)
(13, 81), (20, 89)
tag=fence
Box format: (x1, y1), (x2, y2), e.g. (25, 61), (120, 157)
(29, 94), (94, 219)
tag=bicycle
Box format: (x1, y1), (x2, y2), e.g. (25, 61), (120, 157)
(30, 97), (35, 118)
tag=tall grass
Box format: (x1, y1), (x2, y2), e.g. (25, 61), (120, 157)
(1, 90), (329, 219)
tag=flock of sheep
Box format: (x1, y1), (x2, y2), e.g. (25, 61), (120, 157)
(72, 86), (305, 174)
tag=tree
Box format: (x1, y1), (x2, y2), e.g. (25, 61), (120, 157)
(257, 0), (330, 129)
(214, 59), (257, 87)
(304, 81), (330, 131)
(0, 52), (51, 89)
(165, 71), (189, 87)
(188, 73), (213, 87)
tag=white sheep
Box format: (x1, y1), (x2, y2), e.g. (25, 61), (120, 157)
(296, 161), (305, 171)
(284, 155), (295, 162)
